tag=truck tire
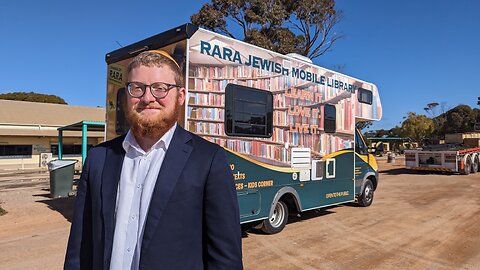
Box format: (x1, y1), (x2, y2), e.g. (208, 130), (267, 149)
(358, 179), (374, 207)
(473, 156), (479, 173)
(261, 200), (288, 234)
(461, 157), (472, 175)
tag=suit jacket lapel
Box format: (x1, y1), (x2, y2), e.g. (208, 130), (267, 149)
(101, 136), (126, 268)
(141, 126), (193, 252)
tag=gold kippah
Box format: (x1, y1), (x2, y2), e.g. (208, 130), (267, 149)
(149, 50), (180, 69)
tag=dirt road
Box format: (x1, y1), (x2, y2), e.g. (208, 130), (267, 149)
(1, 160), (479, 269)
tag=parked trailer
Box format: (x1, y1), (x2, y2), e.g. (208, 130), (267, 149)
(105, 23), (383, 234)
(405, 145), (480, 175)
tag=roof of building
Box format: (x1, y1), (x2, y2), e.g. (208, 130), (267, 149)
(0, 99), (105, 126)
(367, 137), (407, 141)
(0, 128), (104, 138)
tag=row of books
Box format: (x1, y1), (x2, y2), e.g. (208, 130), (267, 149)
(289, 132), (352, 151)
(273, 111), (287, 126)
(274, 94), (286, 108)
(225, 140), (289, 161)
(193, 78), (229, 92)
(192, 77), (287, 93)
(317, 134), (354, 156)
(187, 122), (225, 136)
(188, 92), (224, 106)
(191, 65), (281, 79)
(188, 107), (224, 121)
(335, 98), (354, 133)
(271, 127), (289, 143)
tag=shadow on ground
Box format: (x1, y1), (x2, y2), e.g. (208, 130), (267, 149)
(242, 207), (336, 237)
(35, 190), (75, 223)
(380, 167), (454, 176)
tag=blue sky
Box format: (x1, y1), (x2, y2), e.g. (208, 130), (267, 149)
(1, 0), (479, 130)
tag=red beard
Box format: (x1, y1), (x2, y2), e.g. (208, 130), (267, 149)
(126, 96), (180, 139)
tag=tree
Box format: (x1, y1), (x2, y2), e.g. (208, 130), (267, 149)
(191, 0), (342, 59)
(363, 126), (402, 139)
(423, 102), (439, 117)
(356, 121), (372, 131)
(424, 102), (447, 138)
(400, 112), (434, 145)
(443, 105), (475, 134)
(0, 92), (67, 104)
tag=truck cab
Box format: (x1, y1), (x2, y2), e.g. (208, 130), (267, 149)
(354, 128), (379, 207)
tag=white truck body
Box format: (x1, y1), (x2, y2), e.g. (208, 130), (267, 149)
(405, 146), (480, 175)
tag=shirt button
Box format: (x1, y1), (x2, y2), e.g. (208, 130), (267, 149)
(137, 184), (141, 189)
(131, 215), (136, 220)
(127, 247), (131, 252)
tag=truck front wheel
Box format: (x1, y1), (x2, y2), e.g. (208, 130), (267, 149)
(358, 179), (374, 207)
(261, 200), (288, 234)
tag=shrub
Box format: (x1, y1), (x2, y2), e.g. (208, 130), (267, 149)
(0, 205), (7, 216)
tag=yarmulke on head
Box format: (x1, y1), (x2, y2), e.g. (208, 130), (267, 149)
(127, 50), (184, 87)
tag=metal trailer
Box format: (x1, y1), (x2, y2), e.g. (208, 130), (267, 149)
(405, 146), (480, 175)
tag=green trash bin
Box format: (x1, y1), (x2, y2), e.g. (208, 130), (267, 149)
(48, 159), (77, 198)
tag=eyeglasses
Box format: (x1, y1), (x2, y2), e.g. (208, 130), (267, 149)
(125, 81), (180, 99)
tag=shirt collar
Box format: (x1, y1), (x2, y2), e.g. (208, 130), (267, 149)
(122, 123), (177, 155)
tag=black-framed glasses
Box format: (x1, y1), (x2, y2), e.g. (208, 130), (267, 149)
(125, 81), (180, 99)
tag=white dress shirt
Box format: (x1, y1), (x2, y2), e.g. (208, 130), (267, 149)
(110, 124), (176, 270)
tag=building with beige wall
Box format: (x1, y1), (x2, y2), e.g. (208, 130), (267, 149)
(445, 132), (480, 146)
(0, 100), (105, 170)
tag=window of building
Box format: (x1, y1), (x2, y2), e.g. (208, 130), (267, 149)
(0, 145), (33, 158)
(324, 104), (336, 133)
(225, 84), (273, 138)
(51, 144), (93, 156)
(358, 88), (373, 105)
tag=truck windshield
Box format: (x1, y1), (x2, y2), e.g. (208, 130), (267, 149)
(355, 129), (368, 155)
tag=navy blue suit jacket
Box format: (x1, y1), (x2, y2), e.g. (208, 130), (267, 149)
(64, 126), (243, 269)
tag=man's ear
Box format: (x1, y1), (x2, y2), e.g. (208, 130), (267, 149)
(177, 87), (186, 105)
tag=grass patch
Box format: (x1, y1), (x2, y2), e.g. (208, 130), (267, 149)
(0, 205), (7, 216)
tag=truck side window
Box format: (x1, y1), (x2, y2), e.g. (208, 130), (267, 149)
(358, 88), (373, 105)
(324, 104), (336, 133)
(225, 84), (273, 138)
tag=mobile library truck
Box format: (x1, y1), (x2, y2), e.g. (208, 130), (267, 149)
(105, 24), (383, 234)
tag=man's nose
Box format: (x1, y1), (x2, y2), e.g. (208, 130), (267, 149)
(141, 86), (156, 102)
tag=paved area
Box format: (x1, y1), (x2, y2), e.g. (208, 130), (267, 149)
(0, 160), (479, 269)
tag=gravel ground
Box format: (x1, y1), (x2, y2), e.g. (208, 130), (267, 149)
(0, 159), (479, 270)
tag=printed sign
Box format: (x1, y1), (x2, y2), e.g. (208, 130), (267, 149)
(108, 63), (125, 87)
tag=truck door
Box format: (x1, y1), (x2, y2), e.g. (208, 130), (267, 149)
(354, 129), (377, 194)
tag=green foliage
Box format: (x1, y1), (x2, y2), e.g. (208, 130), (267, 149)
(366, 104), (480, 145)
(363, 126), (402, 138)
(0, 92), (67, 104)
(442, 105), (477, 134)
(191, 0), (342, 59)
(0, 205), (6, 216)
(400, 112), (434, 145)
(356, 121), (372, 131)
(420, 103), (480, 138)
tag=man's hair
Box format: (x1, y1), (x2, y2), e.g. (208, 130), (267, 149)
(126, 51), (184, 87)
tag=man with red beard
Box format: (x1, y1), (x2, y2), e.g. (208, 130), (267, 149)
(65, 51), (243, 270)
